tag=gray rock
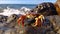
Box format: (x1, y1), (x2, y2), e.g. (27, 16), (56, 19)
(46, 15), (60, 34)
(4, 29), (17, 34)
(0, 29), (4, 34)
(5, 14), (19, 28)
(0, 15), (7, 23)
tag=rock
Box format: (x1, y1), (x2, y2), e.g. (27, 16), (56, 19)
(21, 15), (60, 34)
(0, 15), (60, 34)
(54, 0), (60, 15)
(4, 28), (17, 34)
(0, 14), (20, 34)
(0, 15), (8, 23)
(46, 31), (56, 34)
(24, 25), (36, 34)
(57, 29), (60, 34)
(31, 2), (58, 16)
(5, 14), (19, 28)
(56, 0), (60, 8)
(46, 15), (60, 27)
(7, 14), (18, 23)
(0, 29), (4, 34)
(4, 29), (11, 34)
(46, 15), (60, 34)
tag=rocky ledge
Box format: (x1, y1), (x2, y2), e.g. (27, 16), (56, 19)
(0, 15), (60, 34)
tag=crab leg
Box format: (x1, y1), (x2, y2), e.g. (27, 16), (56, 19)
(34, 15), (45, 27)
(35, 18), (42, 27)
(17, 15), (26, 27)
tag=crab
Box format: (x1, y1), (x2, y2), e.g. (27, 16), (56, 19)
(17, 12), (45, 27)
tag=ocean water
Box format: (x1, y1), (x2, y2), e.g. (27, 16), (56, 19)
(0, 4), (37, 16)
(0, 4), (37, 9)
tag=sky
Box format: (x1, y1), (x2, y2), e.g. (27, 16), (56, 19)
(0, 0), (57, 4)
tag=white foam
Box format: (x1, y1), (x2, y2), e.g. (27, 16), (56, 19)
(0, 7), (31, 16)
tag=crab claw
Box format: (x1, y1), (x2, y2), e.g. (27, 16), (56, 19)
(38, 15), (45, 23)
(34, 15), (45, 27)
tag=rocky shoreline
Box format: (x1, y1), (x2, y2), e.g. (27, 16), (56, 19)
(0, 1), (60, 34)
(0, 14), (60, 34)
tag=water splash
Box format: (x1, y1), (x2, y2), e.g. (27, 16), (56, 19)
(0, 7), (31, 16)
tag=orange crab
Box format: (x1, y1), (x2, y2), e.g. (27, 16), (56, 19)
(17, 12), (45, 27)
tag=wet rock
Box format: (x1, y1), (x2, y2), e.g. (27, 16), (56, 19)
(0, 15), (8, 23)
(0, 14), (20, 34)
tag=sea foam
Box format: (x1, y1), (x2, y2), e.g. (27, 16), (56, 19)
(0, 7), (31, 16)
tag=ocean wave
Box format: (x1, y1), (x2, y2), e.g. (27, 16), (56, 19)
(0, 7), (31, 16)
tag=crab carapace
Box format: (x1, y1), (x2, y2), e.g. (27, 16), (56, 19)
(17, 13), (41, 27)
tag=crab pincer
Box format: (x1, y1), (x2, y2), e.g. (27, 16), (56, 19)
(34, 15), (45, 27)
